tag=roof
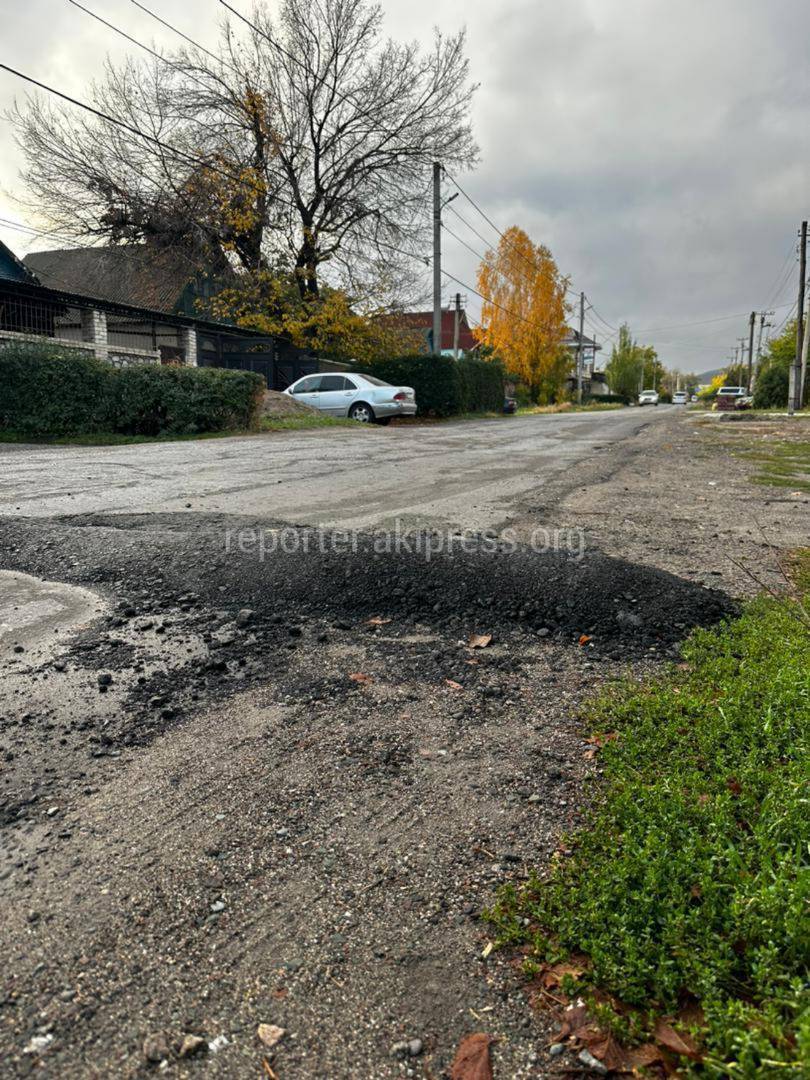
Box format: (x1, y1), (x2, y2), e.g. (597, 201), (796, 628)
(0, 238), (40, 284)
(23, 244), (209, 313)
(563, 327), (602, 351)
(379, 309), (479, 353)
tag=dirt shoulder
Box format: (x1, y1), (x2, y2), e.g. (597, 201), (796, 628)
(0, 412), (805, 1079)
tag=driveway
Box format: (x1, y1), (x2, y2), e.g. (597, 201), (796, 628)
(0, 407), (674, 530)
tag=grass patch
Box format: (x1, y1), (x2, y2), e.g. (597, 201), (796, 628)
(0, 414), (357, 445)
(518, 402), (626, 416)
(740, 440), (810, 494)
(257, 414), (358, 432)
(488, 564), (810, 1075)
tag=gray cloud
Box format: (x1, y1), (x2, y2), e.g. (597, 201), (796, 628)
(2, 0), (808, 372)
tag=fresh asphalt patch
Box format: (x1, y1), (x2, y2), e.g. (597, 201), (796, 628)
(0, 511), (733, 740)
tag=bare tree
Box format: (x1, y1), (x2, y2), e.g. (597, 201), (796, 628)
(10, 0), (477, 300)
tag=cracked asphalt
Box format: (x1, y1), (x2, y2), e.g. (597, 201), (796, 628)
(0, 408), (804, 1079)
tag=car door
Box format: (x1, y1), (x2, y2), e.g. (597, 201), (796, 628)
(317, 375), (353, 415)
(289, 374), (324, 410)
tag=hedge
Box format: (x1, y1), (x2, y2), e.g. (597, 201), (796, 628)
(0, 343), (265, 437)
(355, 352), (504, 417)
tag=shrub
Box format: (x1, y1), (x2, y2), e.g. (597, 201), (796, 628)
(0, 342), (265, 437)
(355, 351), (504, 417)
(753, 363), (789, 409)
(583, 392), (630, 405)
(0, 343), (109, 435)
(457, 355), (505, 413)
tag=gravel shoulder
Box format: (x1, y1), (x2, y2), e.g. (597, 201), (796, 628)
(0, 410), (805, 1078)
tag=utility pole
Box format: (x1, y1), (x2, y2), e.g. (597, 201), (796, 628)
(789, 220), (807, 415)
(576, 292), (585, 404)
(453, 292), (461, 360)
(432, 161), (442, 356)
(755, 311), (772, 367)
(746, 311), (756, 392)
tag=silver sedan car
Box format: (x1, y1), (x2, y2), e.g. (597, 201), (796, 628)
(284, 372), (417, 424)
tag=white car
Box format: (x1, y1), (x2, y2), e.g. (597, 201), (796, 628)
(638, 389), (659, 406)
(284, 372), (417, 424)
(672, 391), (688, 405)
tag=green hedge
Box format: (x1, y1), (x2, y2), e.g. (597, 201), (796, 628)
(753, 364), (788, 409)
(355, 352), (504, 417)
(0, 343), (265, 436)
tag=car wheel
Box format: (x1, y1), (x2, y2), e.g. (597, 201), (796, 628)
(349, 401), (375, 423)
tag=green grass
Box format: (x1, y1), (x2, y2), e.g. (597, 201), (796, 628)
(0, 414), (356, 445)
(488, 566), (810, 1075)
(739, 440), (810, 494)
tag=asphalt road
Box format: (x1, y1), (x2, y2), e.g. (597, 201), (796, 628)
(0, 407), (675, 531)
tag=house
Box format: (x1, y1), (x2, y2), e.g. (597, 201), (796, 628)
(377, 307), (480, 356)
(0, 239), (330, 389)
(563, 327), (612, 396)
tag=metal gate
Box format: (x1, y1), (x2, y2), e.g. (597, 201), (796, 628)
(197, 332), (317, 391)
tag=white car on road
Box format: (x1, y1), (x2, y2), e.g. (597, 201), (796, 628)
(284, 373), (417, 424)
(638, 389), (660, 406)
(672, 391), (688, 404)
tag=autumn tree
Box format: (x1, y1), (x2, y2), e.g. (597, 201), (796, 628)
(474, 227), (569, 402)
(10, 0), (477, 300)
(605, 324), (664, 399)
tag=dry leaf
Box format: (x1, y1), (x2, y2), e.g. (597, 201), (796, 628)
(726, 777), (743, 797)
(540, 962), (585, 989)
(348, 672), (372, 684)
(653, 1019), (702, 1061)
(467, 633), (492, 649)
(624, 1042), (665, 1070)
(366, 616), (392, 626)
(257, 1024), (286, 1050)
(578, 634), (592, 646)
(445, 679), (464, 691)
(450, 1032), (495, 1080)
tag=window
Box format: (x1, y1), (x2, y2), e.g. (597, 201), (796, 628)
(292, 376), (321, 394)
(344, 377), (357, 390)
(319, 375), (347, 391)
(360, 374), (390, 387)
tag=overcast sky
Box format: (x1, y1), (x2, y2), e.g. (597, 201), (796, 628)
(1, 0), (809, 373)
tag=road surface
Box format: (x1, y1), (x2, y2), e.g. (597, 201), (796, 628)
(0, 407), (674, 530)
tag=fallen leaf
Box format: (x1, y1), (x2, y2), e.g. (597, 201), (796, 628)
(481, 941), (494, 958)
(578, 634), (592, 646)
(366, 616), (391, 626)
(653, 1019), (703, 1061)
(555, 1003), (592, 1040)
(540, 962), (586, 989)
(467, 633), (492, 649)
(348, 672), (372, 684)
(445, 679), (464, 691)
(727, 778), (743, 797)
(624, 1042), (665, 1070)
(450, 1032), (495, 1080)
(257, 1024), (285, 1050)
(585, 1030), (632, 1072)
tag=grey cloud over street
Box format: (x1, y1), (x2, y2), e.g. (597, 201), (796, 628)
(1, 0), (809, 371)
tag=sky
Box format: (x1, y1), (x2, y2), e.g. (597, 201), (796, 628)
(1, 0), (809, 375)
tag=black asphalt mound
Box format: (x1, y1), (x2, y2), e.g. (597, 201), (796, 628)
(2, 514), (735, 656)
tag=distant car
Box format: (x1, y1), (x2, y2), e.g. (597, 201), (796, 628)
(672, 391), (688, 405)
(713, 386), (747, 411)
(284, 373), (417, 424)
(638, 389), (659, 406)
(503, 397), (517, 414)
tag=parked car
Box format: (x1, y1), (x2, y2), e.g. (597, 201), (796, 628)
(672, 391), (688, 405)
(503, 396), (517, 414)
(284, 373), (417, 424)
(713, 386), (748, 411)
(638, 389), (659, 406)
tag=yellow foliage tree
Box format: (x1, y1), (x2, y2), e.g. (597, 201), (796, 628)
(208, 271), (421, 365)
(474, 227), (569, 402)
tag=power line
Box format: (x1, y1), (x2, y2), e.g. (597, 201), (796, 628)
(0, 62), (305, 217)
(130, 0), (226, 69)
